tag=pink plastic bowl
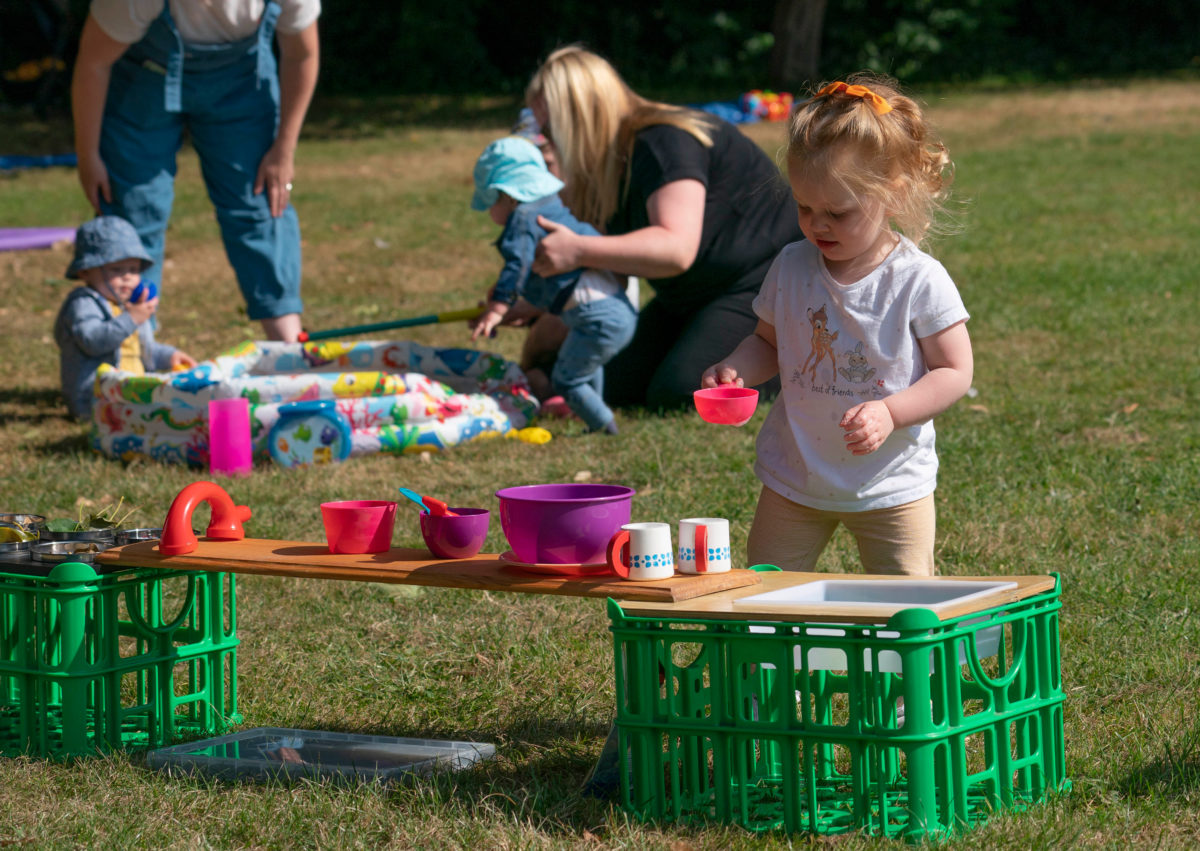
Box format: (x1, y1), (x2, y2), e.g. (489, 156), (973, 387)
(420, 507), (490, 559)
(320, 500), (397, 554)
(496, 483), (635, 565)
(693, 386), (759, 426)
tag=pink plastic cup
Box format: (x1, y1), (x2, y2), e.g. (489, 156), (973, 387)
(420, 507), (490, 559)
(693, 386), (759, 426)
(208, 398), (253, 476)
(321, 500), (397, 554)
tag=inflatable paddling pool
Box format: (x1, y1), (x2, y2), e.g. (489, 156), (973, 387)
(90, 339), (538, 467)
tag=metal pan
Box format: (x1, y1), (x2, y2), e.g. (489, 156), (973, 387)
(31, 540), (105, 564)
(0, 539), (32, 560)
(116, 528), (163, 545)
(39, 528), (116, 545)
(0, 513), (45, 534)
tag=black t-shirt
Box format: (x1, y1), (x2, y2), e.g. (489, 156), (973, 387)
(606, 117), (803, 315)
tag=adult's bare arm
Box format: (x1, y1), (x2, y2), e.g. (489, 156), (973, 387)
(532, 178), (706, 279)
(71, 15), (131, 213)
(255, 21), (320, 217)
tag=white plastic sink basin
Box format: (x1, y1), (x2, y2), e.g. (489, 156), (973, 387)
(732, 579), (1018, 615)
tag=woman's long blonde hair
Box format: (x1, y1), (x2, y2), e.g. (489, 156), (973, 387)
(526, 45), (714, 230)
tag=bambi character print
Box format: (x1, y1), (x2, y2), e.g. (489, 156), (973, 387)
(801, 303), (838, 383)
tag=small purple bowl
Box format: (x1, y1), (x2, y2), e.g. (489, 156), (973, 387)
(496, 483), (636, 565)
(420, 508), (490, 559)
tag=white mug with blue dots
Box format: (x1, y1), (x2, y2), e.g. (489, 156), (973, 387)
(678, 518), (732, 574)
(606, 522), (675, 581)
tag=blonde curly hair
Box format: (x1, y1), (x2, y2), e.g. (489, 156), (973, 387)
(787, 72), (954, 246)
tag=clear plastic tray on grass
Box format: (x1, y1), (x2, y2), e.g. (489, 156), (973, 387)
(0, 560), (239, 759)
(606, 575), (1068, 842)
(147, 727), (496, 784)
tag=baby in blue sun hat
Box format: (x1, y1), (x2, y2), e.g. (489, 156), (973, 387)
(53, 216), (196, 419)
(469, 136), (636, 435)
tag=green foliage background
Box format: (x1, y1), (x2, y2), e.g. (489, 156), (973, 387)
(314, 1), (1197, 94)
(3, 2), (1197, 109)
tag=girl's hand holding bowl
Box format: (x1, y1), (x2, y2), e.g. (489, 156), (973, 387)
(694, 385), (759, 427)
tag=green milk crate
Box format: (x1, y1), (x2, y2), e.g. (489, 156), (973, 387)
(0, 560), (240, 759)
(607, 575), (1067, 841)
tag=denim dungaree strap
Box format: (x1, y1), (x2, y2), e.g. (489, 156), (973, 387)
(124, 1), (281, 113)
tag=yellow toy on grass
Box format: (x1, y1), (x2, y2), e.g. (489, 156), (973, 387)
(507, 427), (552, 445)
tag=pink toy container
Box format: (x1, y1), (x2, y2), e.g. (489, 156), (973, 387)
(320, 500), (397, 554)
(208, 398), (253, 476)
(496, 483), (635, 565)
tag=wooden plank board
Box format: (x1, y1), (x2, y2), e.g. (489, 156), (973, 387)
(617, 570), (1058, 623)
(95, 538), (761, 603)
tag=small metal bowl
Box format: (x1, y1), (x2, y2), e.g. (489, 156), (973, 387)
(0, 514), (43, 544)
(0, 513), (46, 532)
(39, 528), (117, 545)
(116, 528), (162, 545)
(32, 540), (104, 564)
(0, 539), (32, 560)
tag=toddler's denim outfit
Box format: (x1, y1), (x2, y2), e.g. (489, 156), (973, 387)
(491, 194), (635, 431)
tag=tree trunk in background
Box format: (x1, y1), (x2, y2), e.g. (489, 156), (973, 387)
(769, 0), (827, 91)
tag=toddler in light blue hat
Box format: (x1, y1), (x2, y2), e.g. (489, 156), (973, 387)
(53, 217), (196, 419)
(469, 137), (636, 435)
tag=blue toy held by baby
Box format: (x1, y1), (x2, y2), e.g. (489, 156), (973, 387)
(131, 280), (158, 303)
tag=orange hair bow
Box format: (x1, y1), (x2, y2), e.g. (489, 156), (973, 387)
(815, 81), (893, 115)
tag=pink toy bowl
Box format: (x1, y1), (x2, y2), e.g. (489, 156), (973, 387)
(420, 507), (490, 559)
(320, 500), (397, 554)
(693, 386), (759, 426)
(496, 483), (635, 565)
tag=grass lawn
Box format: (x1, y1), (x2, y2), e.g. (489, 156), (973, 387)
(1, 78), (1199, 848)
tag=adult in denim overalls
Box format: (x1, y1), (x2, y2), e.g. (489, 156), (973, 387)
(71, 1), (320, 342)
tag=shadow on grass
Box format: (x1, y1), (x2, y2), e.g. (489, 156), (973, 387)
(0, 387), (92, 455)
(1, 385), (63, 406)
(0, 95), (525, 155)
(0, 386), (71, 422)
(122, 714), (624, 830)
(33, 430), (92, 457)
(1115, 716), (1200, 799)
(303, 94), (524, 140)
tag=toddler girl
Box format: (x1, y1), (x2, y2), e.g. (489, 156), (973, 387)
(701, 75), (973, 575)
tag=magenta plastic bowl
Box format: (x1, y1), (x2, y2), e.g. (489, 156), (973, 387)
(694, 386), (759, 426)
(420, 507), (490, 559)
(496, 483), (636, 565)
(320, 500), (397, 554)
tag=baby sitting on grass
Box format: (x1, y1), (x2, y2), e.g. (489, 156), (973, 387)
(53, 216), (196, 419)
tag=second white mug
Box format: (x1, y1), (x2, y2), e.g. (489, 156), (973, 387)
(677, 517), (731, 574)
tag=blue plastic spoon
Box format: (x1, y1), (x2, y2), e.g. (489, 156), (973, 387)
(397, 487), (429, 513)
(397, 486), (457, 516)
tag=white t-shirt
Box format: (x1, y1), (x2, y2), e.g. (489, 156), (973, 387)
(752, 236), (969, 512)
(562, 269), (622, 309)
(91, 0), (320, 45)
